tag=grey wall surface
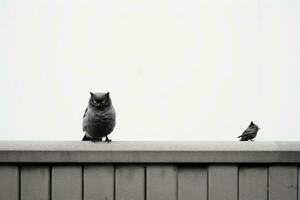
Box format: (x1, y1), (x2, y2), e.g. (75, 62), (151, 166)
(0, 142), (299, 200)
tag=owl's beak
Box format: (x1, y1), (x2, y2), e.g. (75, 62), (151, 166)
(96, 103), (103, 108)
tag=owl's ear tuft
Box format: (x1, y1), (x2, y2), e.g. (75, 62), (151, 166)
(90, 92), (95, 98)
(105, 92), (110, 98)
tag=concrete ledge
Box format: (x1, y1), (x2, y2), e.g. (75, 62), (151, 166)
(0, 141), (299, 163)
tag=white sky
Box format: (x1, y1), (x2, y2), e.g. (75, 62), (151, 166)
(0, 0), (300, 141)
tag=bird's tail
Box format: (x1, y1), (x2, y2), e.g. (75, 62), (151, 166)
(237, 135), (242, 138)
(82, 135), (91, 141)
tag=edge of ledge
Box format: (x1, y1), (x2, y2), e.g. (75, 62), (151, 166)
(0, 141), (299, 163)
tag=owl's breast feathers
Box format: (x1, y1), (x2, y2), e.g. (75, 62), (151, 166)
(82, 107), (116, 138)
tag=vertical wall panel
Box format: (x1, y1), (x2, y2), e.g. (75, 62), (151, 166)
(208, 165), (237, 200)
(21, 166), (50, 200)
(297, 166), (300, 200)
(52, 165), (82, 200)
(178, 166), (207, 200)
(239, 166), (267, 200)
(115, 165), (145, 200)
(146, 165), (177, 200)
(0, 165), (18, 200)
(84, 165), (114, 200)
(269, 165), (297, 200)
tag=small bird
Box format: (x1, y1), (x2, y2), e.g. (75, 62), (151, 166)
(238, 121), (260, 141)
(82, 92), (116, 142)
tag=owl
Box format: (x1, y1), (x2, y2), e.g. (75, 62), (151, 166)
(82, 92), (116, 142)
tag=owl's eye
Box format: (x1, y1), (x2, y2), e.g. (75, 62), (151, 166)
(101, 99), (106, 104)
(93, 99), (98, 104)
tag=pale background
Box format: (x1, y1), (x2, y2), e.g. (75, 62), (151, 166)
(0, 0), (299, 141)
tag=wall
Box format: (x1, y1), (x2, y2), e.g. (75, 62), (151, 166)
(0, 141), (299, 200)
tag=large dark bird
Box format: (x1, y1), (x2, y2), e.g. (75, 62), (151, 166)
(82, 92), (116, 142)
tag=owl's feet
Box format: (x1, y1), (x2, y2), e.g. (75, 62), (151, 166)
(91, 138), (102, 143)
(105, 136), (112, 143)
